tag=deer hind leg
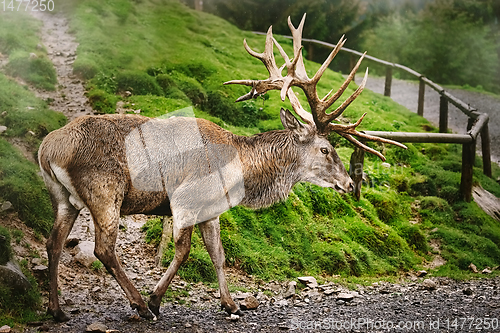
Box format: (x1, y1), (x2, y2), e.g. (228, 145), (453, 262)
(198, 217), (242, 315)
(90, 209), (154, 320)
(148, 223), (194, 316)
(43, 171), (80, 322)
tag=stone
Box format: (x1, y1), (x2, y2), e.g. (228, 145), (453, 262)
(240, 295), (259, 310)
(422, 279), (437, 290)
(0, 201), (12, 211)
(416, 270), (427, 277)
(381, 162), (391, 168)
(32, 265), (48, 279)
(336, 293), (354, 302)
(234, 292), (251, 300)
(32, 258), (44, 266)
(225, 314), (239, 321)
(463, 287), (473, 295)
(0, 261), (32, 293)
(298, 276), (318, 288)
(482, 268), (492, 274)
(29, 53), (38, 59)
(0, 325), (11, 333)
(283, 281), (296, 299)
(74, 241), (98, 267)
(124, 91), (132, 97)
(323, 289), (336, 296)
(86, 322), (107, 332)
(274, 299), (289, 307)
(184, 323), (192, 328)
(469, 263), (478, 273)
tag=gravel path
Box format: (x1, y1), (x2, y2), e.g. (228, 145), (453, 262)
(356, 76), (500, 165)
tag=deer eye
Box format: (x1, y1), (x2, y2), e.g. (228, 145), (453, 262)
(320, 148), (329, 155)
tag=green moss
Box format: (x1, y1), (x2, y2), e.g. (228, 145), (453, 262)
(5, 51), (57, 91)
(86, 88), (118, 114)
(0, 227), (12, 265)
(115, 70), (163, 96)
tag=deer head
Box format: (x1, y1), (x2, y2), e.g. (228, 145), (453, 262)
(225, 14), (407, 165)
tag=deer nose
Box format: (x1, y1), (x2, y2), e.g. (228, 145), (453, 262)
(348, 182), (355, 193)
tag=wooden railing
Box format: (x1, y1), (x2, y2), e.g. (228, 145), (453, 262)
(253, 32), (492, 202)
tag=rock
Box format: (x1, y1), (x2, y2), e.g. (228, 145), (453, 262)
(234, 292), (251, 300)
(124, 91), (132, 97)
(32, 265), (48, 279)
(38, 324), (49, 332)
(74, 241), (98, 267)
(225, 314), (239, 321)
(0, 325), (11, 332)
(31, 258), (44, 266)
(29, 52), (38, 59)
(283, 281), (296, 299)
(240, 295), (259, 310)
(323, 289), (336, 296)
(1, 111), (6, 117)
(482, 268), (492, 274)
(27, 130), (36, 136)
(86, 322), (107, 332)
(469, 263), (478, 273)
(336, 293), (354, 302)
(134, 109), (141, 114)
(0, 261), (32, 293)
(416, 270), (427, 277)
(0, 201), (12, 211)
(422, 279), (437, 290)
(381, 162), (391, 168)
(298, 276), (318, 288)
(463, 287), (473, 295)
(274, 299), (289, 307)
(184, 323), (192, 328)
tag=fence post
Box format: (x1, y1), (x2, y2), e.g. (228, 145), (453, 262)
(439, 95), (448, 133)
(460, 141), (475, 202)
(481, 121), (492, 178)
(384, 67), (392, 97)
(308, 42), (314, 61)
(349, 54), (356, 81)
(417, 78), (425, 116)
(349, 147), (365, 201)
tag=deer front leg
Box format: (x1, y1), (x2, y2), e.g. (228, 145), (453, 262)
(148, 223), (194, 316)
(198, 217), (242, 315)
(46, 203), (79, 322)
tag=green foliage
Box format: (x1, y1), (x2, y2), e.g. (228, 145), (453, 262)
(5, 51), (57, 91)
(0, 139), (55, 236)
(90, 260), (103, 271)
(362, 0), (500, 92)
(73, 57), (99, 80)
(86, 88), (118, 114)
(0, 259), (43, 325)
(141, 217), (163, 247)
(115, 70), (163, 96)
(0, 12), (41, 55)
(0, 227), (12, 265)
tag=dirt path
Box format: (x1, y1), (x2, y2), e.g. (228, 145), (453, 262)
(30, 11), (92, 121)
(357, 76), (500, 165)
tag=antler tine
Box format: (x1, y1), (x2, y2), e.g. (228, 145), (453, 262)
(339, 132), (387, 161)
(243, 26), (282, 79)
(286, 87), (314, 124)
(323, 52), (366, 106)
(287, 14), (308, 80)
(312, 35), (346, 84)
(322, 67), (368, 124)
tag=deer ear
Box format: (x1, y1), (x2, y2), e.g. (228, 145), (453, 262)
(280, 108), (311, 140)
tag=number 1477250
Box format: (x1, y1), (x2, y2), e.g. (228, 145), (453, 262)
(1, 0), (55, 11)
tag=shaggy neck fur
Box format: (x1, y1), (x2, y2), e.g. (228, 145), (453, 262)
(236, 130), (304, 209)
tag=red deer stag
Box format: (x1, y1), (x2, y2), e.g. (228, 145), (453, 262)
(39, 14), (406, 322)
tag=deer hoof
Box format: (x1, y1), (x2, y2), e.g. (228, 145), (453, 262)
(148, 302), (160, 317)
(138, 307), (155, 320)
(48, 308), (70, 322)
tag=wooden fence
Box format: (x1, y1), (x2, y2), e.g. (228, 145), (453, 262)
(253, 32), (492, 202)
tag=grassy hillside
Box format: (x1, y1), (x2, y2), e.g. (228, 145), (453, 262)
(50, 0), (500, 282)
(0, 0), (497, 291)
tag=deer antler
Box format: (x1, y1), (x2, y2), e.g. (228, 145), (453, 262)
(225, 14), (407, 161)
